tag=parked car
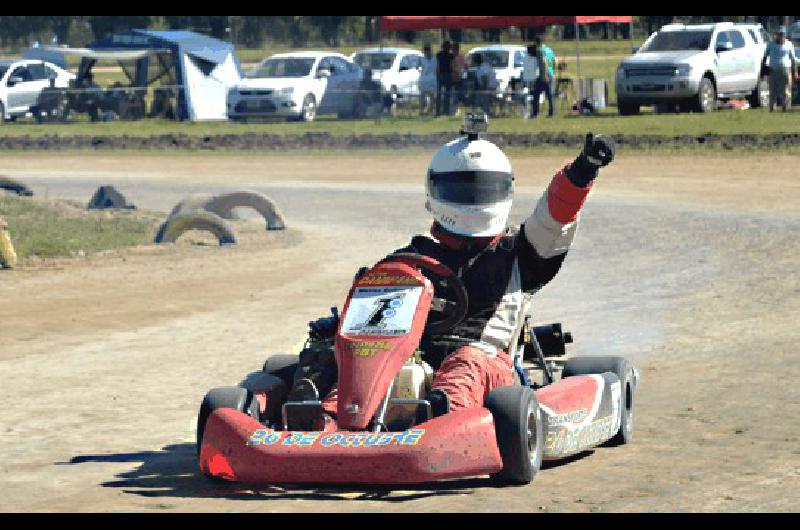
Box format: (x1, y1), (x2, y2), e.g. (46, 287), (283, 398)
(465, 45), (528, 97)
(227, 52), (363, 122)
(0, 59), (74, 123)
(350, 47), (424, 99)
(615, 22), (769, 114)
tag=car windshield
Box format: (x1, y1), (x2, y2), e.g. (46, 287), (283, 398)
(468, 51), (509, 68)
(249, 58), (315, 78)
(353, 52), (396, 71)
(640, 30), (712, 52)
(0, 64), (9, 78)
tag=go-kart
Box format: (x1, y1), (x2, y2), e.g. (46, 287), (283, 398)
(197, 252), (639, 485)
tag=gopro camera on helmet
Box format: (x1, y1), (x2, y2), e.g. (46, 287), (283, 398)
(460, 112), (489, 140)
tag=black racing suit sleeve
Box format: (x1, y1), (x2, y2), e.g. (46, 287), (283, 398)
(515, 226), (568, 293)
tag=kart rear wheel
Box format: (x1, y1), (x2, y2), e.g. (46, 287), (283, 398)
(262, 353), (300, 386)
(562, 356), (637, 445)
(196, 386), (260, 456)
(486, 385), (543, 485)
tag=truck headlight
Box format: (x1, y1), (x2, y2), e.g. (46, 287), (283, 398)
(674, 64), (692, 77)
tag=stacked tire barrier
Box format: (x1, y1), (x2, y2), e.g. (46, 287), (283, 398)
(156, 191), (286, 245)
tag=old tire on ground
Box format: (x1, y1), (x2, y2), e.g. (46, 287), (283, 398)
(486, 385), (544, 485)
(87, 185), (136, 210)
(203, 191), (287, 231)
(0, 216), (18, 269)
(197, 386), (260, 456)
(154, 210), (237, 245)
(693, 77), (716, 113)
(167, 193), (215, 218)
(562, 356), (637, 445)
(262, 354), (300, 386)
(0, 176), (34, 197)
(747, 75), (770, 108)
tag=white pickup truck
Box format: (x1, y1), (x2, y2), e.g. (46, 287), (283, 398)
(616, 22), (770, 114)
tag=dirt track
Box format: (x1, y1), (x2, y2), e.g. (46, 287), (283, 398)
(0, 153), (799, 512)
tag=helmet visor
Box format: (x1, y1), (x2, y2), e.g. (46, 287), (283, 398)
(428, 170), (514, 205)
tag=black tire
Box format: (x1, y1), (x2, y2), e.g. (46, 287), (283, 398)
(196, 386), (259, 456)
(693, 77), (716, 113)
(747, 75), (769, 108)
(262, 353), (300, 386)
(486, 385), (544, 485)
(301, 93), (316, 122)
(617, 98), (640, 116)
(562, 356), (637, 445)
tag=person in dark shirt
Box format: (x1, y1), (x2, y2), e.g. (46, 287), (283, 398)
(436, 41), (454, 116)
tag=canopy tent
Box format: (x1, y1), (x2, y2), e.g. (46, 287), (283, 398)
(379, 16), (633, 97)
(84, 30), (243, 121)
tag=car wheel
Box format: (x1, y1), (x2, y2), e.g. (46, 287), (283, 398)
(301, 94), (316, 122)
(196, 386), (260, 456)
(486, 385), (544, 485)
(562, 356), (637, 445)
(747, 75), (769, 108)
(617, 98), (640, 116)
(694, 77), (716, 112)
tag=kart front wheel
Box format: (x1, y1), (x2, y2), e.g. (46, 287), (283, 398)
(486, 385), (543, 485)
(196, 386), (260, 456)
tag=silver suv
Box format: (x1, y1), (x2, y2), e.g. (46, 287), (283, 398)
(616, 22), (769, 114)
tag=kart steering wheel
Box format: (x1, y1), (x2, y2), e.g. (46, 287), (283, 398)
(380, 252), (469, 336)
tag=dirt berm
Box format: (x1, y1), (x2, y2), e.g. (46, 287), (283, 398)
(2, 131), (799, 150)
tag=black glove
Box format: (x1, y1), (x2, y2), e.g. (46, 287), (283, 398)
(566, 133), (615, 188)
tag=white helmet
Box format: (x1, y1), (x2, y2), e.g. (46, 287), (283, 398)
(425, 135), (514, 237)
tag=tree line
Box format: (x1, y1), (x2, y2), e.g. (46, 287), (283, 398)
(0, 16), (795, 51)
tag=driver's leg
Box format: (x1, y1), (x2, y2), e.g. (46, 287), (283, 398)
(430, 344), (515, 412)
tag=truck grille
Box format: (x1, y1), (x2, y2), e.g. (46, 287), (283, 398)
(626, 67), (676, 77)
(238, 89), (273, 96)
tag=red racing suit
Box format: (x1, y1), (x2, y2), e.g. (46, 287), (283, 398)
(319, 164), (594, 413)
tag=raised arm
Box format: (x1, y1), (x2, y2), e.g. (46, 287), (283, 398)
(518, 134), (615, 291)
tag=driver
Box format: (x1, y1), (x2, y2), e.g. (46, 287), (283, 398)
(274, 125), (615, 430)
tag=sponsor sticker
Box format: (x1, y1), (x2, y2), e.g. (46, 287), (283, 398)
(349, 340), (391, 357)
(357, 273), (419, 286)
(340, 286), (422, 336)
(247, 428), (425, 448)
(544, 415), (616, 456)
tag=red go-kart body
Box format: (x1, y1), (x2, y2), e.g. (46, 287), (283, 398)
(198, 256), (637, 485)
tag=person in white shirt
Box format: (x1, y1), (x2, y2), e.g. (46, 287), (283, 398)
(419, 43), (438, 115)
(763, 26), (799, 111)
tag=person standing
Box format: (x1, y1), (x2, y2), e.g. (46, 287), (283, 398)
(535, 36), (558, 101)
(452, 42), (467, 112)
(436, 41), (454, 116)
(522, 44), (540, 118)
(529, 42), (554, 118)
(419, 43), (438, 115)
(763, 26), (799, 112)
(473, 53), (498, 115)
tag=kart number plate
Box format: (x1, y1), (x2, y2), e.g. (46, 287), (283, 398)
(341, 286), (423, 336)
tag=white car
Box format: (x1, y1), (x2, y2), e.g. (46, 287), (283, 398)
(465, 45), (528, 97)
(227, 52), (363, 122)
(616, 22), (769, 114)
(0, 59), (74, 123)
(351, 47), (424, 98)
